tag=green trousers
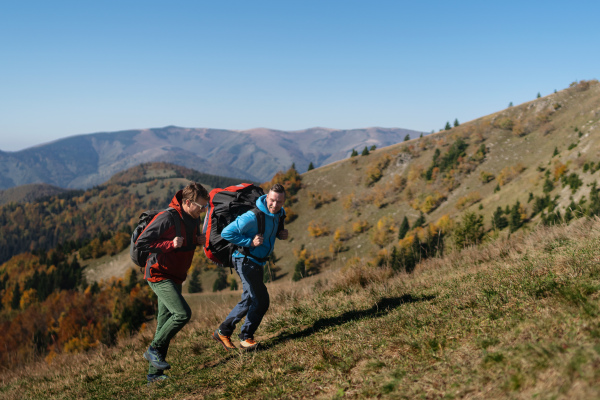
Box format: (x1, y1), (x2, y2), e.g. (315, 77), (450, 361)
(147, 279), (192, 375)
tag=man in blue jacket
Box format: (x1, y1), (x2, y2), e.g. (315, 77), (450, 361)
(212, 183), (288, 350)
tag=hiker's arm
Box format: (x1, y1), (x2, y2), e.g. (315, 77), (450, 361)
(136, 213), (178, 253)
(221, 212), (256, 248)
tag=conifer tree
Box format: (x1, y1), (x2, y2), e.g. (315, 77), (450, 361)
(361, 146), (370, 156)
(307, 162), (314, 171)
(212, 268), (228, 292)
(445, 122), (452, 130)
(350, 149), (358, 157)
(553, 147), (559, 157)
(229, 277), (238, 291)
(188, 267), (203, 293)
(453, 212), (484, 249)
(398, 216), (410, 239)
(370, 145), (377, 151)
(11, 284), (21, 310)
(414, 212), (426, 228)
(492, 206), (508, 230)
(588, 181), (600, 217)
(454, 118), (460, 127)
(404, 134), (410, 142)
(292, 260), (305, 282)
(543, 178), (554, 193)
(509, 201), (523, 232)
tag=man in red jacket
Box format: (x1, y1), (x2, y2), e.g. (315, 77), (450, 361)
(135, 182), (209, 384)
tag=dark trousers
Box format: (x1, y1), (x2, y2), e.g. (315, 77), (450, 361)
(219, 257), (270, 340)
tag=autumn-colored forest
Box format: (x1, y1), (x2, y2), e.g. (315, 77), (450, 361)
(0, 162), (302, 368)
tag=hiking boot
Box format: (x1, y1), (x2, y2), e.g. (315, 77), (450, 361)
(212, 329), (236, 351)
(240, 338), (258, 350)
(147, 374), (169, 386)
(144, 346), (171, 370)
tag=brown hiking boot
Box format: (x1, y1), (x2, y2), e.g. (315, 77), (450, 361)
(240, 338), (258, 350)
(212, 330), (236, 350)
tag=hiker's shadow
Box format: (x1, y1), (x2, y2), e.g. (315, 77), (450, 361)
(261, 294), (435, 350)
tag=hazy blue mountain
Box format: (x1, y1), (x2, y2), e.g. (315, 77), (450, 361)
(0, 126), (425, 189)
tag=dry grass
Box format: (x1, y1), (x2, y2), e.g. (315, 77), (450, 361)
(2, 217), (600, 399)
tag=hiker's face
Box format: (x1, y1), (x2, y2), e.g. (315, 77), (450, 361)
(184, 197), (208, 219)
(266, 191), (285, 214)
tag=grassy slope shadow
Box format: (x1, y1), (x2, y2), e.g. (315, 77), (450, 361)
(262, 294), (435, 350)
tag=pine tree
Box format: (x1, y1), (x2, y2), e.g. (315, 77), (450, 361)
(413, 212), (426, 228)
(509, 201), (523, 233)
(537, 92), (541, 98)
(188, 267), (203, 293)
(350, 149), (358, 157)
(125, 268), (138, 292)
(229, 277), (238, 291)
(588, 181), (600, 217)
(445, 122), (452, 130)
(292, 260), (305, 282)
(553, 147), (559, 157)
(404, 134), (410, 142)
(398, 216), (410, 239)
(453, 212), (484, 249)
(370, 145), (377, 151)
(390, 246), (401, 271)
(307, 162), (314, 171)
(492, 206), (508, 230)
(543, 178), (554, 193)
(212, 268), (228, 292)
(361, 146), (370, 156)
(454, 118), (460, 127)
(11, 284), (21, 310)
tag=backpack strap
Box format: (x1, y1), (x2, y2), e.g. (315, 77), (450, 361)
(168, 208), (198, 253)
(252, 207), (266, 236)
(277, 212), (285, 237)
(238, 208), (269, 263)
(167, 208), (182, 238)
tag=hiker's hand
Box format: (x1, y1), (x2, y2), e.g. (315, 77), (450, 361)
(173, 236), (183, 248)
(252, 234), (264, 247)
(278, 229), (289, 240)
(197, 233), (206, 245)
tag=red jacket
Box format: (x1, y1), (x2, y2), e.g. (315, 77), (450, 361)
(136, 190), (200, 284)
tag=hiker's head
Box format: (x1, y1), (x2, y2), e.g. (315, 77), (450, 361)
(181, 182), (209, 218)
(266, 183), (285, 214)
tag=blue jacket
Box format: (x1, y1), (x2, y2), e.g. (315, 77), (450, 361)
(221, 194), (285, 265)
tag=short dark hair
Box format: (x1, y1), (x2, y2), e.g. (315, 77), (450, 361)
(182, 182), (209, 202)
(270, 183), (286, 195)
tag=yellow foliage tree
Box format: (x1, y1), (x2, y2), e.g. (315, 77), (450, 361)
(370, 216), (396, 248)
(307, 220), (330, 237)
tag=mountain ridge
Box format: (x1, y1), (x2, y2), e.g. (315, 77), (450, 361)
(0, 126), (424, 190)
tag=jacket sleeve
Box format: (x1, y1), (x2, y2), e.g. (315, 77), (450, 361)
(221, 211), (257, 248)
(135, 211), (177, 253)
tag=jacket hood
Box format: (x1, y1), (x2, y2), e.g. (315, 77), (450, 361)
(169, 190), (184, 218)
(256, 194), (285, 217)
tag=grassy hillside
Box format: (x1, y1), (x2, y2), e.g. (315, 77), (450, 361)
(0, 183), (71, 206)
(1, 80), (599, 397)
(2, 217), (600, 399)
(272, 79), (600, 280)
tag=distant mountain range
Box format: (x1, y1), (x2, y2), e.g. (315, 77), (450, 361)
(0, 126), (424, 190)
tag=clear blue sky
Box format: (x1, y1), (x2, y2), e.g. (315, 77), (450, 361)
(1, 0), (598, 151)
